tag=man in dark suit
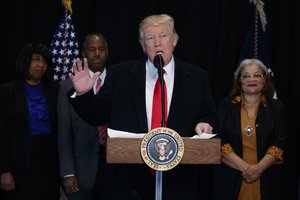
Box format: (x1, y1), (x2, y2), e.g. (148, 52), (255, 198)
(68, 14), (218, 200)
(58, 32), (110, 200)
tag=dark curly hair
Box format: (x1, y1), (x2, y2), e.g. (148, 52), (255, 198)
(15, 43), (53, 83)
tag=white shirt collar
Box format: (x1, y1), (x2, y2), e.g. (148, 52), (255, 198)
(146, 56), (175, 78)
(89, 68), (107, 83)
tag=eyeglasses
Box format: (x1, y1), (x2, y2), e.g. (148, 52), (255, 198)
(240, 73), (264, 79)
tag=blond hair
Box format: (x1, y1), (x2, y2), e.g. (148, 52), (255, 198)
(138, 14), (179, 42)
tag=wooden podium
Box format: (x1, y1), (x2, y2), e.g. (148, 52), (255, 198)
(106, 137), (221, 164)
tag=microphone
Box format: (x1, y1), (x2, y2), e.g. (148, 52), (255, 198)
(153, 53), (166, 127)
(154, 53), (164, 68)
(153, 53), (164, 80)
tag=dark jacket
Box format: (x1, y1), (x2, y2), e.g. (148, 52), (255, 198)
(0, 79), (58, 172)
(213, 96), (289, 200)
(57, 78), (102, 189)
(68, 56), (218, 200)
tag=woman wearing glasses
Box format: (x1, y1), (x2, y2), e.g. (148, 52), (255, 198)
(212, 58), (289, 200)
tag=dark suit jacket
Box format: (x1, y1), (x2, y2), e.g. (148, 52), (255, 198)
(69, 56), (218, 200)
(213, 96), (289, 200)
(0, 79), (58, 172)
(57, 78), (101, 190)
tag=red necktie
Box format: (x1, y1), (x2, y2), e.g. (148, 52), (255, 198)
(96, 78), (107, 145)
(151, 70), (168, 129)
(96, 78), (101, 94)
(149, 70), (168, 176)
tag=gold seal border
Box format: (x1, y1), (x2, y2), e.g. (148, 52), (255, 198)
(140, 127), (184, 171)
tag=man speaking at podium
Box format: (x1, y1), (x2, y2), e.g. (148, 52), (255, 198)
(68, 14), (218, 200)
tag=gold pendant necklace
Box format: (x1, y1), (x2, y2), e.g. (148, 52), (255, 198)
(243, 106), (256, 137)
(244, 125), (253, 136)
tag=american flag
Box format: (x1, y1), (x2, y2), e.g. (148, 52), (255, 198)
(50, 7), (79, 82)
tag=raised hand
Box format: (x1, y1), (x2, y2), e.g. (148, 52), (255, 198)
(69, 58), (100, 95)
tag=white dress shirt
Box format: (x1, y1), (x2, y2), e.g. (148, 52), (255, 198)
(145, 56), (174, 131)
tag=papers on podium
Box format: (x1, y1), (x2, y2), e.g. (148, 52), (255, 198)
(107, 128), (216, 139)
(190, 133), (217, 139)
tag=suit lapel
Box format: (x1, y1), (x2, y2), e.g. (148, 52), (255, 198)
(127, 58), (191, 131)
(15, 80), (30, 125)
(231, 102), (243, 151)
(128, 58), (148, 131)
(168, 61), (190, 120)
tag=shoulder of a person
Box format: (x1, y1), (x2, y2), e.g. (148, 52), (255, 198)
(56, 79), (72, 95)
(42, 82), (59, 96)
(266, 96), (285, 109)
(108, 58), (146, 75)
(59, 78), (72, 88)
(220, 96), (235, 104)
(110, 58), (142, 68)
(217, 96), (237, 108)
(0, 79), (20, 91)
(175, 58), (207, 73)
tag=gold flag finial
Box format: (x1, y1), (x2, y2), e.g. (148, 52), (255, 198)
(62, 0), (73, 15)
(250, 0), (267, 31)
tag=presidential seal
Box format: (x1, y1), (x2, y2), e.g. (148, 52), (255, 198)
(140, 127), (184, 171)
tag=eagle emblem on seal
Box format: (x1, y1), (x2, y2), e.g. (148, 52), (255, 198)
(154, 138), (173, 161)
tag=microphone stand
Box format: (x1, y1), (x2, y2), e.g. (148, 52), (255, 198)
(154, 54), (165, 200)
(157, 58), (166, 127)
